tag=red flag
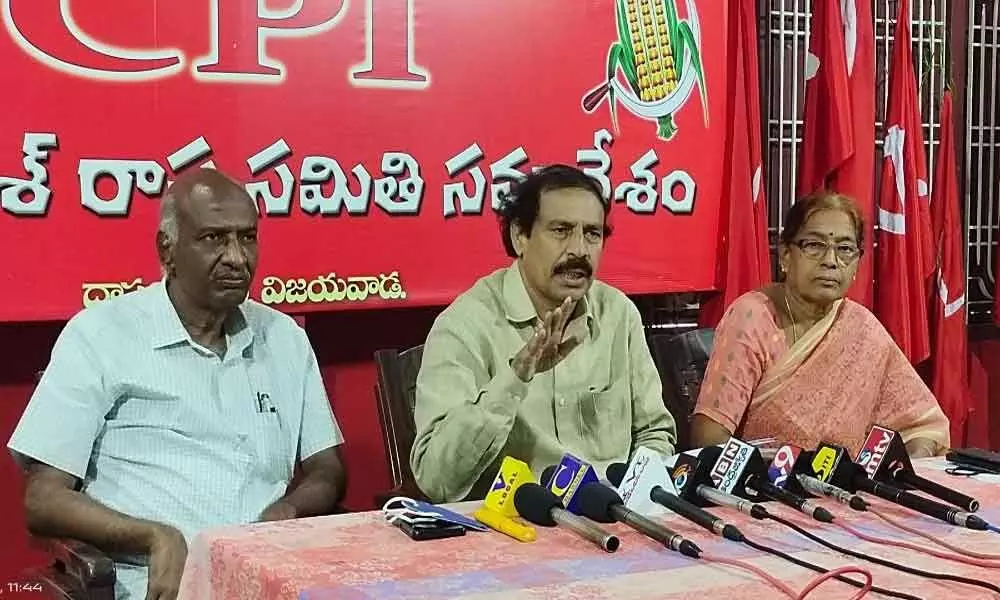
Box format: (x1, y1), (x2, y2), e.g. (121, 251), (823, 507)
(699, 0), (770, 326)
(876, 0), (931, 364)
(831, 1), (876, 307)
(929, 90), (969, 445)
(798, 1), (876, 307)
(797, 0), (853, 196)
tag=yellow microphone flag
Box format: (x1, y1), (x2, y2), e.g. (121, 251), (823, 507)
(483, 456), (536, 518)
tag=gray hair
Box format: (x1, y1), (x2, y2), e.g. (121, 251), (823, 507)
(158, 191), (179, 277)
(158, 190), (179, 246)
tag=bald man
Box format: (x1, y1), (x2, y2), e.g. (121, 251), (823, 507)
(8, 169), (346, 600)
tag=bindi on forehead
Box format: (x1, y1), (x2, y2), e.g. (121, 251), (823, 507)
(800, 228), (856, 243)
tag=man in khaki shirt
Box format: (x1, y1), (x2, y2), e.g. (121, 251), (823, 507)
(410, 165), (677, 502)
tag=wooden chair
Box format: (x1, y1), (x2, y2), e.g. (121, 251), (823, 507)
(647, 329), (716, 452)
(373, 345), (429, 506)
(22, 371), (116, 600)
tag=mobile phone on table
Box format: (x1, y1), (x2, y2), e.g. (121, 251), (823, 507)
(947, 448), (1000, 473)
(395, 519), (466, 541)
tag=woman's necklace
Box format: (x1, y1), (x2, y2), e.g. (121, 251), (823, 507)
(783, 292), (799, 345)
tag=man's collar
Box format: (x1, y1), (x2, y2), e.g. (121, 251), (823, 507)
(148, 278), (254, 354)
(501, 261), (594, 330)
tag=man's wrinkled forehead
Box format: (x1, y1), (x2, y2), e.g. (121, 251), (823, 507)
(176, 182), (256, 229)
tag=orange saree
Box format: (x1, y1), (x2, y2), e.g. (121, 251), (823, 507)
(693, 291), (950, 458)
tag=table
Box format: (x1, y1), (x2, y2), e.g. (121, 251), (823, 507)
(178, 460), (1000, 599)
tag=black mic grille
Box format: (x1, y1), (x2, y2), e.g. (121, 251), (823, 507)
(606, 462), (628, 487)
(575, 482), (621, 523)
(512, 483), (560, 527)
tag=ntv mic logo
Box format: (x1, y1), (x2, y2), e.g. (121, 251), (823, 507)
(856, 427), (894, 479)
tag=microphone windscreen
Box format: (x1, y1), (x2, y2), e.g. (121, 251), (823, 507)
(575, 482), (620, 523)
(606, 462), (628, 487)
(697, 446), (724, 466)
(541, 465), (556, 486)
(513, 483), (559, 526)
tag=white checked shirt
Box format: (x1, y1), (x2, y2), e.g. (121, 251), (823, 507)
(8, 281), (344, 600)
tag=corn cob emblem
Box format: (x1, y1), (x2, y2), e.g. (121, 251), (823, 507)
(582, 0), (708, 141)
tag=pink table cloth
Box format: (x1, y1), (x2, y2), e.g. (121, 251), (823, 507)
(178, 464), (1000, 599)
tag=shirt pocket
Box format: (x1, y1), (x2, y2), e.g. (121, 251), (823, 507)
(577, 377), (631, 460)
(243, 365), (295, 485)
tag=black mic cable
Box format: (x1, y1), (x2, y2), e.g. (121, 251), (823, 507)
(697, 485), (923, 599)
(765, 512), (1000, 595)
(739, 535), (924, 600)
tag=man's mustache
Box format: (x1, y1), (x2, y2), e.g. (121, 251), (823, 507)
(553, 258), (593, 278)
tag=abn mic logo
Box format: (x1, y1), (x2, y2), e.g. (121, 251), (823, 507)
(856, 427), (894, 479)
(710, 438), (752, 494)
(767, 445), (801, 489)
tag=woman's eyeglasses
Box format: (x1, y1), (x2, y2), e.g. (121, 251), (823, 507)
(792, 239), (862, 263)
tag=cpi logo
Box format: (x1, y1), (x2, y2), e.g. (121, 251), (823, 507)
(582, 0), (708, 140)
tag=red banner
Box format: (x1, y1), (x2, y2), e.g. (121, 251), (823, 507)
(0, 0), (728, 322)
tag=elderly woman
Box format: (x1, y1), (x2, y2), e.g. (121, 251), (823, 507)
(691, 191), (950, 458)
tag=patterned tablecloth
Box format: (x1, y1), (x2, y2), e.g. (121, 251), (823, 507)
(178, 460), (1000, 600)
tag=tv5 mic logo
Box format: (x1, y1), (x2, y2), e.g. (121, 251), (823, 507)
(767, 445), (801, 489)
(811, 446), (841, 483)
(856, 426), (894, 479)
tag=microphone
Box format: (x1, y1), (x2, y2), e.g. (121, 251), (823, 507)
(513, 483), (619, 552)
(709, 437), (834, 523)
(765, 444), (868, 511)
(574, 481), (701, 558)
(807, 442), (989, 530)
(766, 444), (812, 496)
(542, 453), (600, 514)
(857, 426), (980, 512)
(476, 456), (538, 542)
(795, 474), (869, 511)
(608, 448), (744, 542)
(483, 456), (537, 518)
(674, 447), (768, 519)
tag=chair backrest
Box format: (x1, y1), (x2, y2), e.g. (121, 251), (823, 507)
(647, 328), (715, 452)
(373, 345), (424, 489)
